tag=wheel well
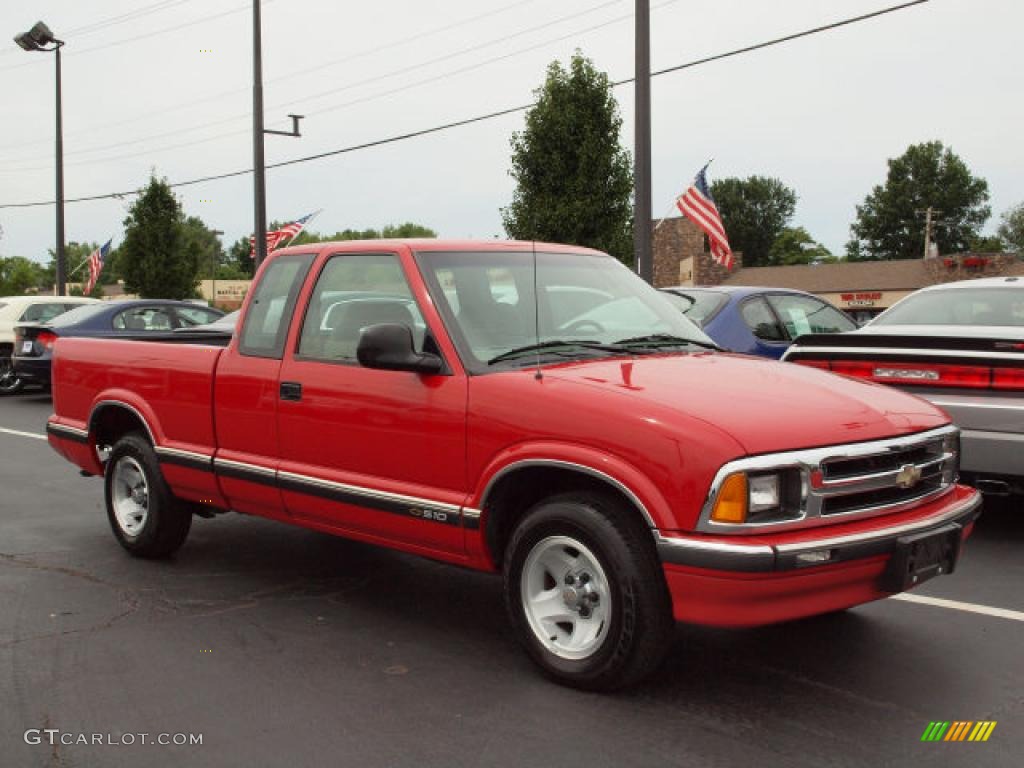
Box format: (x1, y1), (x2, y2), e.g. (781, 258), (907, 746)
(0, 342), (12, 356)
(91, 405), (152, 451)
(483, 466), (653, 567)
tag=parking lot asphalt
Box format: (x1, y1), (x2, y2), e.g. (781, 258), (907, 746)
(1, 393), (1021, 768)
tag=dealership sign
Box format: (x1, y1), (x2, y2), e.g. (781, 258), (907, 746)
(841, 292), (883, 307)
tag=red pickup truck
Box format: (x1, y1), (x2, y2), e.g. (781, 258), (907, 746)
(47, 240), (980, 689)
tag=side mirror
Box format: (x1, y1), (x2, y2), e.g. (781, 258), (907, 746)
(356, 323), (443, 374)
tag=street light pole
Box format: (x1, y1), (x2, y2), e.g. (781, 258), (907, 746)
(55, 41), (65, 296)
(634, 0), (653, 284)
(15, 21), (66, 295)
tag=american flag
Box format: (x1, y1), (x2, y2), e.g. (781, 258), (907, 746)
(249, 212), (317, 258)
(83, 239), (112, 295)
(675, 165), (734, 270)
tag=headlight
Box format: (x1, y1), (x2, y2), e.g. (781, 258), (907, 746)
(710, 469), (804, 525)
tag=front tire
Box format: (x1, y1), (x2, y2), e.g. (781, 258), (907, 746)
(0, 355), (23, 395)
(104, 433), (192, 558)
(504, 492), (675, 691)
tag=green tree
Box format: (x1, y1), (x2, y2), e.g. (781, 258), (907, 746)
(0, 256), (45, 296)
(709, 176), (797, 267)
(997, 203), (1024, 253)
(847, 141), (990, 261)
(182, 216), (229, 280)
(121, 175), (199, 298)
(968, 234), (1005, 253)
(501, 52), (633, 264)
(769, 227), (835, 265)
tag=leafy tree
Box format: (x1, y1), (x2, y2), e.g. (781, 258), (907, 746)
(847, 141), (990, 261)
(121, 175), (199, 299)
(501, 52), (633, 264)
(968, 234), (1005, 253)
(291, 222), (437, 246)
(709, 176), (797, 267)
(181, 216), (230, 280)
(769, 227), (835, 265)
(997, 203), (1024, 253)
(0, 256), (45, 296)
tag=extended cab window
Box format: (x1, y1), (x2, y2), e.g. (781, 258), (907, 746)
(239, 254), (314, 358)
(297, 253), (426, 362)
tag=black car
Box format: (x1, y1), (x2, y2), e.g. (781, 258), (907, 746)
(12, 300), (224, 389)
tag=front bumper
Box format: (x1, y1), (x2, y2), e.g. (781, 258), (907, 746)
(656, 485), (981, 627)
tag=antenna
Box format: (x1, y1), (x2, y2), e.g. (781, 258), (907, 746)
(531, 240), (543, 381)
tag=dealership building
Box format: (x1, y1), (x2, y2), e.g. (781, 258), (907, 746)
(653, 215), (1024, 323)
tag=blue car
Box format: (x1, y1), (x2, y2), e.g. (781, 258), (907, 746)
(660, 286), (857, 358)
(12, 299), (223, 389)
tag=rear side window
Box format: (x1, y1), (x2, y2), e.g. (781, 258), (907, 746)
(741, 297), (785, 342)
(113, 307), (176, 331)
(19, 302), (70, 323)
(766, 294), (856, 336)
(176, 306), (223, 326)
(239, 254), (314, 358)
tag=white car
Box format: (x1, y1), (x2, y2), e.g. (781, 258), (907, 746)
(0, 295), (99, 394)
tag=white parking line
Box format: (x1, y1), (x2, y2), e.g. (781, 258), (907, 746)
(891, 593), (1024, 623)
(0, 426), (46, 441)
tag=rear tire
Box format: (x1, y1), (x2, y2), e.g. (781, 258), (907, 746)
(104, 432), (191, 558)
(504, 492), (675, 691)
(0, 355), (23, 395)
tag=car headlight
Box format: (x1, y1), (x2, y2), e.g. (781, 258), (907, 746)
(710, 469), (804, 525)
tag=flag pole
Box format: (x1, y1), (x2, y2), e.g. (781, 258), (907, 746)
(281, 208), (322, 247)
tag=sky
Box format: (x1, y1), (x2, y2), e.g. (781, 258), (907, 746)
(1, 0), (1021, 264)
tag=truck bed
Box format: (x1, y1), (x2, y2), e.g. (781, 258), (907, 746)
(52, 336), (223, 457)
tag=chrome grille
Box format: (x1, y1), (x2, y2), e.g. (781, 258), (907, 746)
(698, 425), (960, 534)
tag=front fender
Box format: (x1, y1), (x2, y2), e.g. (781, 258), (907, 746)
(469, 440), (682, 532)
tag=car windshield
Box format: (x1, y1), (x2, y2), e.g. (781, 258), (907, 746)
(417, 250), (716, 371)
(44, 303), (110, 327)
(872, 287), (1024, 327)
(661, 289), (728, 328)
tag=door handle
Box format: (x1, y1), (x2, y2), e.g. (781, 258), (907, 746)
(280, 381), (302, 401)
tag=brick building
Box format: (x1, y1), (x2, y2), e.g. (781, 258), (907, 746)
(651, 217), (1023, 322)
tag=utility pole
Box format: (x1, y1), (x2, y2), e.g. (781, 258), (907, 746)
(252, 1), (303, 271)
(252, 0), (268, 270)
(634, 0), (653, 283)
(922, 206), (936, 259)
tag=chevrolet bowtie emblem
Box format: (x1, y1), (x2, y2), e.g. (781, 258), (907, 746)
(895, 463), (923, 489)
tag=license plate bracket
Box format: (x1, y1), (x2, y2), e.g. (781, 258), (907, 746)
(881, 524), (961, 593)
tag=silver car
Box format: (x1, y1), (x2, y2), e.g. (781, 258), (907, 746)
(782, 276), (1024, 496)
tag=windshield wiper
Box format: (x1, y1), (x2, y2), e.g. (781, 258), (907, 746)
(613, 333), (720, 351)
(487, 340), (633, 365)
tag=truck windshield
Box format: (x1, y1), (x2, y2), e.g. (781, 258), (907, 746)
(417, 250), (716, 372)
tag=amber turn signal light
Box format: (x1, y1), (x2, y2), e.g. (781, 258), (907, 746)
(711, 472), (748, 524)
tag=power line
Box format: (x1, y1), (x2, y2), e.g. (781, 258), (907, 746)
(0, 0), (930, 210)
(0, 0), (544, 155)
(0, 0), (632, 170)
(1, 0), (645, 171)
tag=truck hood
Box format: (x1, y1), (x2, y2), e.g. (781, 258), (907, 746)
(543, 352), (949, 456)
